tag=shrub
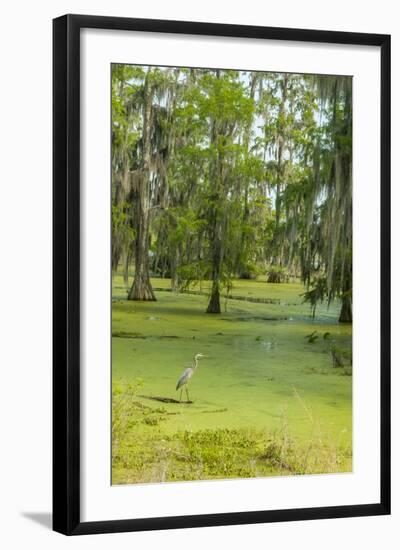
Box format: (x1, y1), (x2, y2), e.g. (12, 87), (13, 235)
(266, 265), (289, 283)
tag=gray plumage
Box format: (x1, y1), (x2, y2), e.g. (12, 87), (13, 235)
(176, 353), (205, 402)
(176, 367), (195, 390)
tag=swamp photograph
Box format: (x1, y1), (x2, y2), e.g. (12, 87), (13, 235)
(111, 64), (352, 484)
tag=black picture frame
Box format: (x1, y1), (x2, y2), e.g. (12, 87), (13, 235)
(53, 14), (391, 536)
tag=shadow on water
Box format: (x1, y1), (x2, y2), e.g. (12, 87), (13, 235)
(22, 512), (52, 530)
(139, 394), (193, 404)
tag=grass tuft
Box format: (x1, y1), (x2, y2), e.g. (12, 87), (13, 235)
(112, 381), (351, 485)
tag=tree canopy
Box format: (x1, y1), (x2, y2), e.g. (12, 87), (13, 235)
(112, 65), (352, 322)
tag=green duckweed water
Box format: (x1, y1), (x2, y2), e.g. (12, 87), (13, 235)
(112, 275), (352, 484)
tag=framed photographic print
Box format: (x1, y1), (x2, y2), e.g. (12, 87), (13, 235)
(53, 14), (391, 535)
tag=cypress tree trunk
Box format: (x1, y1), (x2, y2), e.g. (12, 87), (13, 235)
(128, 176), (156, 301)
(128, 230), (155, 300)
(112, 246), (121, 273)
(123, 251), (129, 285)
(206, 225), (223, 313)
(339, 294), (352, 323)
(238, 75), (258, 278)
(171, 247), (181, 292)
(206, 71), (224, 314)
(339, 256), (352, 323)
(274, 74), (288, 230)
(207, 280), (221, 314)
(128, 70), (156, 302)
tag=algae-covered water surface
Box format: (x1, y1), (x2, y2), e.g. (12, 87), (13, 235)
(112, 276), (352, 484)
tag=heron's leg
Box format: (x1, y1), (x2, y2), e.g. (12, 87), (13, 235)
(186, 386), (190, 403)
(179, 389), (183, 403)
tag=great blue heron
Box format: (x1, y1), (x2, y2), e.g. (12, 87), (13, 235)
(176, 353), (206, 402)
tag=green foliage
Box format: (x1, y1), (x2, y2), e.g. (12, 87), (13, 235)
(266, 265), (289, 283)
(111, 65), (352, 320)
(112, 379), (144, 453)
(305, 330), (319, 344)
(301, 276), (328, 318)
(112, 401), (352, 483)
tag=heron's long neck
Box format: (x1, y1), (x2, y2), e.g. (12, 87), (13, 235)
(193, 356), (198, 369)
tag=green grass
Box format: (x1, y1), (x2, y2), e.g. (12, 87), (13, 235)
(112, 274), (352, 484)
